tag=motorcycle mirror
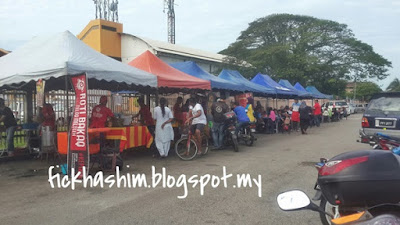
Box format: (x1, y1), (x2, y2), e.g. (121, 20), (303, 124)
(277, 190), (311, 211)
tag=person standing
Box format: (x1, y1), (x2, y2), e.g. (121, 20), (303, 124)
(299, 101), (312, 134)
(153, 98), (174, 158)
(90, 96), (114, 128)
(246, 97), (256, 123)
(41, 102), (56, 131)
(291, 98), (301, 131)
(173, 97), (184, 126)
(211, 96), (229, 150)
(0, 98), (18, 157)
(90, 96), (114, 149)
(133, 97), (155, 129)
(186, 98), (207, 155)
(314, 100), (322, 127)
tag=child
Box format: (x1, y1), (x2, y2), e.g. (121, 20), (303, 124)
(323, 107), (329, 123)
(283, 115), (291, 132)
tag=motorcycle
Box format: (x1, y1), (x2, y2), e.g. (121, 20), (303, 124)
(237, 122), (256, 146)
(222, 112), (239, 152)
(277, 190), (400, 225)
(369, 132), (400, 150)
(292, 150), (400, 225)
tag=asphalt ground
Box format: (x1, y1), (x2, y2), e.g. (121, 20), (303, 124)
(0, 114), (366, 225)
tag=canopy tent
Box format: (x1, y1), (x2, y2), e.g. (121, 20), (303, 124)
(0, 31), (157, 92)
(169, 61), (245, 92)
(128, 51), (211, 91)
(218, 70), (276, 96)
(251, 73), (297, 98)
(306, 86), (333, 99)
(294, 82), (318, 98)
(278, 79), (311, 98)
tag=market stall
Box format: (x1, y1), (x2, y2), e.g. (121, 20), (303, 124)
(306, 86), (333, 99)
(278, 79), (312, 98)
(218, 69), (276, 96)
(170, 61), (245, 92)
(251, 73), (298, 98)
(0, 31), (159, 172)
(128, 51), (211, 91)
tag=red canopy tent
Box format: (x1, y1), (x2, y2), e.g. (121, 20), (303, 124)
(128, 51), (211, 90)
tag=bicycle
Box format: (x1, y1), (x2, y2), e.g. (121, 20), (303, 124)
(175, 126), (209, 161)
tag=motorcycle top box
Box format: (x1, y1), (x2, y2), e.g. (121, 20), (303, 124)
(317, 150), (400, 207)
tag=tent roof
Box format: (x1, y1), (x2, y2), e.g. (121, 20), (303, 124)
(218, 70), (276, 95)
(278, 79), (311, 97)
(128, 51), (211, 90)
(0, 31), (158, 91)
(294, 82), (319, 98)
(169, 61), (244, 92)
(251, 73), (297, 97)
(306, 86), (333, 99)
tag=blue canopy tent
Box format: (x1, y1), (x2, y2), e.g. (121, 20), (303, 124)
(306, 86), (333, 99)
(278, 79), (311, 98)
(218, 70), (276, 96)
(251, 73), (297, 98)
(294, 82), (319, 99)
(169, 61), (245, 92)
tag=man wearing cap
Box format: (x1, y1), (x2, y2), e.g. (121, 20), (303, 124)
(90, 96), (114, 128)
(211, 96), (229, 150)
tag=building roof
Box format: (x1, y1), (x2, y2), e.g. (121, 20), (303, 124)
(122, 33), (226, 63)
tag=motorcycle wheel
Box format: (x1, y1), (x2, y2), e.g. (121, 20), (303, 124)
(245, 133), (254, 146)
(319, 196), (339, 225)
(232, 136), (239, 152)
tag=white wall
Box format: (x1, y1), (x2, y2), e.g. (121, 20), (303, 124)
(121, 35), (155, 64)
(121, 34), (222, 75)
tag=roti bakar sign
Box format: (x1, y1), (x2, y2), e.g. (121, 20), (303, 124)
(68, 74), (89, 178)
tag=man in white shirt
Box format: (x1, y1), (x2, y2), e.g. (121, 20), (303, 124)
(186, 98), (207, 155)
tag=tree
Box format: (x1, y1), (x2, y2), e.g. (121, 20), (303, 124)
(220, 14), (392, 96)
(349, 82), (382, 101)
(386, 78), (400, 92)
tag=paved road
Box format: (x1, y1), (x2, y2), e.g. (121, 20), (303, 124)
(0, 114), (366, 225)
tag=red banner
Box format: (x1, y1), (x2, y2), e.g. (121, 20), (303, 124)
(68, 74), (89, 178)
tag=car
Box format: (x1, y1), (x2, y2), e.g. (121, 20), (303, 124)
(359, 92), (400, 143)
(348, 103), (356, 114)
(326, 100), (350, 116)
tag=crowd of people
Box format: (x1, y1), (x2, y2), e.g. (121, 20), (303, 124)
(85, 94), (350, 159)
(1, 93), (347, 159)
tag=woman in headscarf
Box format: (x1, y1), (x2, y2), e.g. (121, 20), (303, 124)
(153, 98), (174, 158)
(299, 101), (312, 134)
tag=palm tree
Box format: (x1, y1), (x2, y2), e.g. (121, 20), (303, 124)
(386, 78), (400, 92)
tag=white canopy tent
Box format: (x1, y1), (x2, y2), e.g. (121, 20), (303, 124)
(0, 31), (157, 91)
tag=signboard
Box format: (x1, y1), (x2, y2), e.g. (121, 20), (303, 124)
(36, 79), (45, 107)
(68, 74), (89, 178)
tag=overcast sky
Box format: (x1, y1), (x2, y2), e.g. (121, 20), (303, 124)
(0, 0), (398, 88)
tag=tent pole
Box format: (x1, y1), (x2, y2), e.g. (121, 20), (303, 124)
(65, 75), (70, 130)
(155, 89), (159, 106)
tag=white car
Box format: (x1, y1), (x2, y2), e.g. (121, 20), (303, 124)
(326, 101), (350, 115)
(348, 103), (356, 114)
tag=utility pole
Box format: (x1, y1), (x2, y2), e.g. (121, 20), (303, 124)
(164, 0), (175, 44)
